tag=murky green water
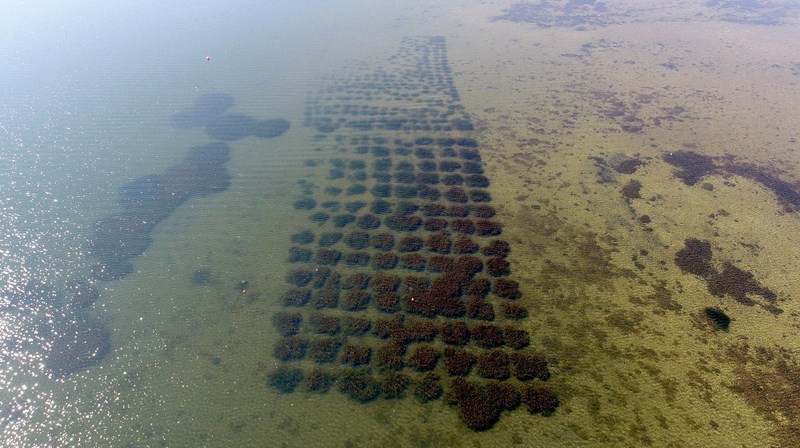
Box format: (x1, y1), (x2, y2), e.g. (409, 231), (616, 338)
(2, 1), (800, 447)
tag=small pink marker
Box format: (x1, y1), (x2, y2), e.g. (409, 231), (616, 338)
(205, 55), (211, 61)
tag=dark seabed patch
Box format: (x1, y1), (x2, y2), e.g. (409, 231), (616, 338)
(44, 313), (111, 378)
(205, 114), (261, 141)
(723, 343), (800, 445)
(40, 94), (291, 379)
(663, 151), (717, 186)
(171, 93), (290, 141)
(92, 96), (290, 281)
(61, 280), (100, 310)
(91, 142), (232, 280)
(723, 163), (800, 210)
(169, 93), (235, 128)
(664, 150), (800, 211)
(675, 238), (780, 314)
(253, 118), (291, 138)
(191, 269), (213, 285)
(206, 115), (290, 141)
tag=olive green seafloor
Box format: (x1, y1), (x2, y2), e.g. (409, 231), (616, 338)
(29, 1), (800, 447)
(442, 0), (800, 446)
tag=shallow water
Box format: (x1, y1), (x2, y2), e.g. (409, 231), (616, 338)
(2, 0), (800, 446)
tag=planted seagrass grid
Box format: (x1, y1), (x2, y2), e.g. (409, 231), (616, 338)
(269, 37), (558, 431)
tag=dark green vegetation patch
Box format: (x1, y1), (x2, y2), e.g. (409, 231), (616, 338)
(704, 307), (731, 331)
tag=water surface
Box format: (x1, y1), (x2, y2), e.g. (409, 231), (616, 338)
(2, 1), (800, 446)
